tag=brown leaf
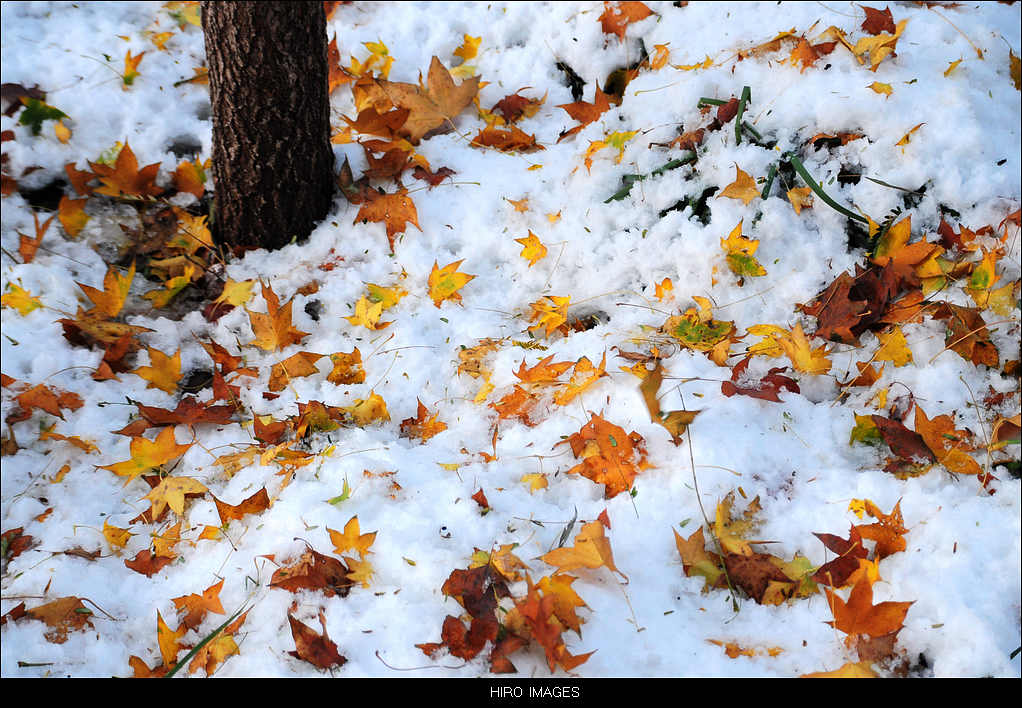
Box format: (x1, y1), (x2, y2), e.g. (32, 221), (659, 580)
(26, 597), (94, 643)
(271, 549), (352, 598)
(861, 6), (896, 35)
(288, 611), (347, 670)
(212, 487), (271, 525)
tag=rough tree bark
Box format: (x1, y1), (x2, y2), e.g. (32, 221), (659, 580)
(201, 1), (334, 251)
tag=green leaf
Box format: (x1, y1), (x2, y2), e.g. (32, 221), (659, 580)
(17, 98), (67, 136)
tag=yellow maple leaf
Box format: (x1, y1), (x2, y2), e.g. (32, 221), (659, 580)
(717, 165), (759, 205)
(539, 521), (627, 581)
(346, 295), (391, 330)
(157, 610), (186, 667)
(673, 55), (713, 70)
(801, 661), (877, 678)
(454, 34), (481, 63)
(720, 220), (766, 278)
(79, 262), (135, 319)
(214, 279), (255, 308)
(852, 19), (908, 71)
(328, 516), (377, 558)
(867, 81), (892, 97)
(778, 322), (831, 374)
(787, 186), (813, 214)
(874, 327), (913, 367)
(344, 392), (390, 425)
(2, 283), (43, 316)
(132, 347), (182, 394)
(345, 556), (375, 588)
(142, 476), (208, 519)
(521, 473), (548, 492)
(515, 231), (548, 266)
(102, 520), (134, 550)
(428, 260), (475, 307)
(649, 43), (671, 70)
(366, 282), (407, 310)
(527, 295), (571, 337)
(99, 426), (192, 486)
(553, 353), (609, 405)
(327, 348), (366, 385)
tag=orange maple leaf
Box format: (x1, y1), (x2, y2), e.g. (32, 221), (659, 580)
(557, 86), (612, 142)
(354, 189), (421, 250)
(716, 164), (760, 205)
(400, 399), (448, 442)
(268, 351), (324, 392)
(212, 487), (271, 525)
(599, 1), (653, 41)
(172, 579), (226, 630)
(825, 577), (912, 646)
(558, 414), (647, 499)
(89, 142), (162, 198)
(246, 282), (309, 352)
(78, 261), (135, 319)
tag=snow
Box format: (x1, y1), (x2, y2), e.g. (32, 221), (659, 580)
(1, 0), (1020, 678)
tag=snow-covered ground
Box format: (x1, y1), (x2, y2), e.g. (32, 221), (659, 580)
(1, 1), (1019, 678)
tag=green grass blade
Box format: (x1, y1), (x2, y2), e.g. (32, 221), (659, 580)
(788, 155), (868, 223)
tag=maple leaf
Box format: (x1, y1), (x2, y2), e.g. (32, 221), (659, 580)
(125, 541), (177, 573)
(400, 399), (448, 442)
(812, 526), (869, 588)
(102, 520), (133, 550)
(514, 355), (573, 384)
(142, 475), (208, 519)
(861, 5), (896, 35)
(13, 383), (82, 421)
(826, 577), (912, 646)
(1, 282), (43, 316)
(557, 86), (612, 142)
(721, 356), (800, 402)
(541, 520), (627, 581)
(354, 188), (421, 250)
(57, 194), (90, 237)
(212, 487), (271, 525)
(913, 406), (982, 476)
(130, 396), (236, 432)
(599, 1), (653, 41)
(345, 295), (392, 330)
(271, 548), (352, 598)
(89, 142), (162, 198)
(268, 351), (324, 392)
(853, 499), (909, 559)
(852, 18), (908, 71)
(778, 322), (832, 374)
(170, 579), (226, 631)
(328, 515), (377, 559)
(327, 348), (366, 385)
(288, 611), (347, 670)
(491, 89), (545, 123)
(246, 282), (309, 352)
(514, 231), (548, 267)
(491, 385), (540, 426)
(24, 597), (93, 644)
(931, 302), (998, 367)
(553, 354), (610, 405)
(428, 259), (475, 308)
(471, 125), (544, 153)
(188, 610), (248, 676)
(716, 165), (760, 205)
(527, 295), (571, 337)
(132, 347), (182, 394)
(789, 36), (836, 72)
(559, 413), (648, 499)
(356, 56), (480, 143)
(343, 391), (390, 426)
(639, 361), (699, 443)
(17, 210), (54, 263)
(513, 577), (594, 672)
(801, 661), (878, 678)
(78, 261), (135, 319)
(720, 220), (767, 279)
(99, 426), (193, 486)
(662, 297), (736, 362)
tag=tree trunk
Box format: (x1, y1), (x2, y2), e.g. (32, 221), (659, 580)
(202, 1), (334, 251)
